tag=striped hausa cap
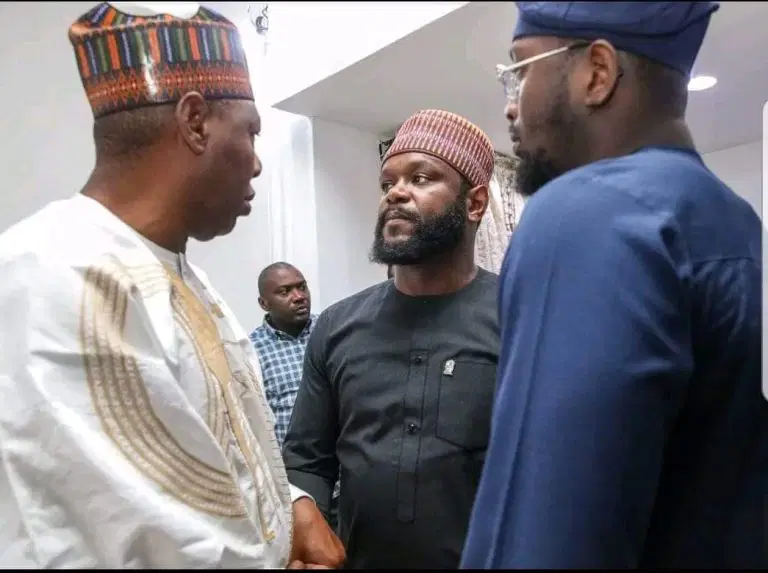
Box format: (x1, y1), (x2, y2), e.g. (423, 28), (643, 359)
(68, 3), (254, 119)
(383, 109), (495, 188)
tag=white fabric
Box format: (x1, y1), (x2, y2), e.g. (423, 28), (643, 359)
(475, 177), (512, 274)
(108, 2), (200, 18)
(0, 194), (304, 568)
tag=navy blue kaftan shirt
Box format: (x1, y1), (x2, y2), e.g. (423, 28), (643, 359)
(462, 146), (766, 568)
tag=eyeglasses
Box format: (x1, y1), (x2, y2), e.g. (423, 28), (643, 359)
(496, 42), (590, 104)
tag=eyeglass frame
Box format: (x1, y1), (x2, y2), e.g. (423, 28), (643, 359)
(496, 42), (591, 104)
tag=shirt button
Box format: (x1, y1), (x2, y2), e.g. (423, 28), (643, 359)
(406, 423), (419, 435)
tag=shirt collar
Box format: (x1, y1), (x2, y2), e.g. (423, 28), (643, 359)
(262, 314), (315, 341)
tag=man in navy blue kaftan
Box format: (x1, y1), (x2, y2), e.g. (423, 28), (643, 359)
(461, 2), (767, 569)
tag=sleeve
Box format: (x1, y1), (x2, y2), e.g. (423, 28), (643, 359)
(281, 311), (339, 516)
(0, 254), (273, 568)
(461, 179), (693, 568)
(289, 484), (313, 504)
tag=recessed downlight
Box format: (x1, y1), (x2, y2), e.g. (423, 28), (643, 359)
(688, 75), (717, 92)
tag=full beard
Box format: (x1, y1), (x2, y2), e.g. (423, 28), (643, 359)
(514, 85), (580, 198)
(369, 194), (467, 266)
(515, 148), (564, 198)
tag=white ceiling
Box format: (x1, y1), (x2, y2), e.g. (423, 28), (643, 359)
(272, 1), (768, 154)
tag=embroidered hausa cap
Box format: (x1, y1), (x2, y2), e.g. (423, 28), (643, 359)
(68, 2), (254, 119)
(383, 109), (495, 188)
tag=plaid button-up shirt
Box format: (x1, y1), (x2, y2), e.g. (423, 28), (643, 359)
(251, 314), (341, 502)
(250, 315), (316, 447)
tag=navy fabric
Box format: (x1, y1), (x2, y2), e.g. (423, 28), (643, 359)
(461, 147), (766, 568)
(513, 1), (719, 74)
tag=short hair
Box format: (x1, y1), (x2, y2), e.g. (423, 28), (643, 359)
(459, 176), (473, 196)
(258, 261), (299, 296)
(624, 52), (688, 118)
(93, 104), (174, 160)
(92, 99), (234, 160)
(559, 39), (688, 119)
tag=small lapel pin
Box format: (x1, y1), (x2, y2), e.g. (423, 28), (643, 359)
(443, 359), (455, 376)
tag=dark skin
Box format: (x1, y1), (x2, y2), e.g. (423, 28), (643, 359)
(506, 36), (694, 174)
(294, 150), (490, 563)
(82, 92), (263, 253)
(259, 266), (311, 337)
(82, 93), (344, 568)
(377, 151), (489, 296)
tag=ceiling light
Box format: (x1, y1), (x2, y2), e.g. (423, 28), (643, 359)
(688, 75), (717, 92)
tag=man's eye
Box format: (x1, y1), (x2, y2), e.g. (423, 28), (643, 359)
(413, 174), (429, 184)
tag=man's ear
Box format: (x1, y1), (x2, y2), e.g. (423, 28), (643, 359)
(467, 184), (489, 224)
(580, 40), (622, 108)
(258, 296), (269, 312)
(175, 91), (211, 155)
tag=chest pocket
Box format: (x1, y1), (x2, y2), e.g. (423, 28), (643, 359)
(435, 358), (497, 451)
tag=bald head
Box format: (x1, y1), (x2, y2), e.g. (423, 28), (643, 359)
(257, 262), (311, 334)
(258, 262), (299, 295)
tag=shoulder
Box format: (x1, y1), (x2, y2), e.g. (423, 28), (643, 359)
(508, 172), (678, 299)
(448, 268), (499, 315)
(0, 197), (152, 276)
(522, 148), (759, 265)
(318, 281), (392, 327)
(474, 267), (500, 291)
(0, 250), (154, 360)
(523, 155), (664, 228)
(531, 148), (734, 213)
(0, 209), (159, 327)
(249, 323), (269, 345)
(0, 248), (138, 298)
(468, 268), (501, 330)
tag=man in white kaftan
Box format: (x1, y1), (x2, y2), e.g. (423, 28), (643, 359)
(0, 1), (345, 568)
(0, 195), (301, 567)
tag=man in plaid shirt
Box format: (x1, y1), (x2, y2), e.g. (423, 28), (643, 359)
(250, 262), (340, 527)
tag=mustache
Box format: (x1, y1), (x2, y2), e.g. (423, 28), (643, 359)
(379, 208), (419, 224)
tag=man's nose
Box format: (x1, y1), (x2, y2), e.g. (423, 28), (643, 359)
(253, 153), (263, 179)
(505, 100), (519, 123)
(384, 181), (409, 204)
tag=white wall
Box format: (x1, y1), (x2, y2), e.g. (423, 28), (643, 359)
(261, 1), (469, 106)
(702, 140), (761, 216)
(311, 118), (386, 309)
(0, 2), (95, 231)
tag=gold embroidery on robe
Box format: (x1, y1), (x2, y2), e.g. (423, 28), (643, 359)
(79, 259), (248, 518)
(164, 265), (279, 541)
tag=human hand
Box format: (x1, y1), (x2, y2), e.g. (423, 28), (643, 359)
(290, 497), (345, 568)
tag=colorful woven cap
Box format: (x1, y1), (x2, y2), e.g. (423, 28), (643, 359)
(69, 3), (254, 119)
(383, 109), (495, 188)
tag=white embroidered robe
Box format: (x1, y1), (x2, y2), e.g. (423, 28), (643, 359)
(0, 194), (302, 568)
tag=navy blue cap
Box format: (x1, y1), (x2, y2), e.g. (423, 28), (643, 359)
(513, 2), (719, 75)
